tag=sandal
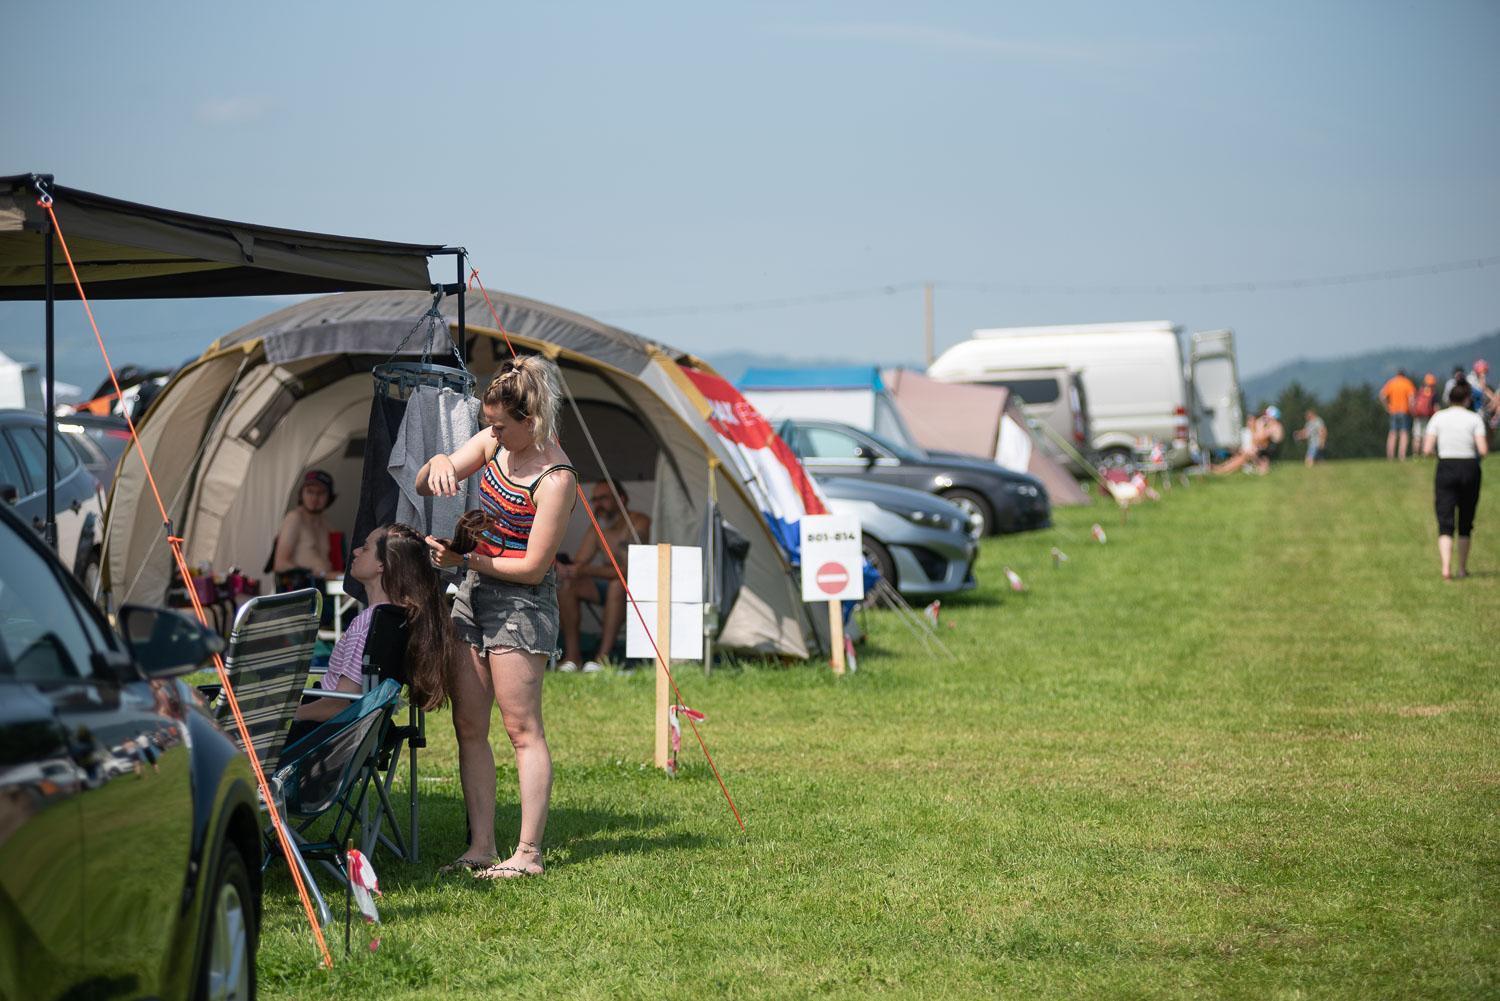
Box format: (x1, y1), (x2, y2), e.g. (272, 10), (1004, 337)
(474, 841), (544, 880)
(437, 855), (498, 875)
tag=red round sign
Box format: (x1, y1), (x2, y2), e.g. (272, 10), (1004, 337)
(816, 561), (849, 595)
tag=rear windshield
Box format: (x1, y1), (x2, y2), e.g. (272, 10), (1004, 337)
(978, 378), (1061, 405)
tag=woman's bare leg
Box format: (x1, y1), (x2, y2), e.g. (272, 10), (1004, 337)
(1456, 536), (1471, 577)
(489, 647), (551, 874)
(1438, 535), (1453, 578)
(450, 645), (499, 861)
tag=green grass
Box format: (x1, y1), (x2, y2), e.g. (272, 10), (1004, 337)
(258, 460), (1499, 1000)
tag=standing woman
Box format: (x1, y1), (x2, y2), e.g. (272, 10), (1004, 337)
(1423, 380), (1489, 580)
(417, 357), (577, 878)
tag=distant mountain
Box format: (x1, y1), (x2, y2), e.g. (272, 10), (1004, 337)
(1241, 329), (1500, 407)
(700, 350), (916, 383)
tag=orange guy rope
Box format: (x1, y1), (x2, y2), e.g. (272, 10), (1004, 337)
(467, 269), (745, 831)
(39, 196), (335, 968)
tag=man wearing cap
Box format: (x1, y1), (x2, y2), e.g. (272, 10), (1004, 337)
(1255, 406), (1285, 473)
(273, 469), (337, 583)
(1379, 368), (1418, 462)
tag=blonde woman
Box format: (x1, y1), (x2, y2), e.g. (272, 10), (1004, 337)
(418, 356), (577, 878)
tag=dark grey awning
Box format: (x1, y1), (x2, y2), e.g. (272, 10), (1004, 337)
(0, 173), (442, 300)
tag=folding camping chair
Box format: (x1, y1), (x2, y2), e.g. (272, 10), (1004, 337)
(302, 604), (426, 862)
(199, 588), (322, 775)
(267, 679), (403, 927)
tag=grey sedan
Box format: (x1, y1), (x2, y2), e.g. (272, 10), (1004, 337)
(817, 476), (979, 600)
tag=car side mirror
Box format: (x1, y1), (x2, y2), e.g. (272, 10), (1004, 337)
(118, 605), (225, 678)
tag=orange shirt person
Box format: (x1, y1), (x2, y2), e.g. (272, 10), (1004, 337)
(1380, 369), (1418, 461)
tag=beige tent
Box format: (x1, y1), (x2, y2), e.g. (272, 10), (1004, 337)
(883, 369), (1090, 506)
(103, 289), (829, 657)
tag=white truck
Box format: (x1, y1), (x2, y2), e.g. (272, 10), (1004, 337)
(929, 320), (1194, 468)
(1189, 329), (1244, 460)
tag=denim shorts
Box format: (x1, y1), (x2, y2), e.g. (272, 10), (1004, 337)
(1389, 412), (1413, 433)
(451, 566), (559, 657)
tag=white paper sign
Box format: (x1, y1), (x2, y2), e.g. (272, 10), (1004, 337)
(625, 544), (705, 661)
(995, 414), (1033, 472)
(800, 514), (864, 602)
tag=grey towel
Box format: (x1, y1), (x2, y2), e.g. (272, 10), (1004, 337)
(389, 385), (482, 539)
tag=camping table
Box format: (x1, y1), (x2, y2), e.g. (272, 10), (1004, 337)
(318, 575), (359, 645)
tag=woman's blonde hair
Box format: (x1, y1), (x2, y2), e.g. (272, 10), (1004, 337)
(483, 355), (562, 449)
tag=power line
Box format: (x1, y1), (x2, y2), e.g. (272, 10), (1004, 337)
(588, 254), (1500, 319)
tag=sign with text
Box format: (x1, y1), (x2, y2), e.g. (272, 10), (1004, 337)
(799, 514), (864, 602)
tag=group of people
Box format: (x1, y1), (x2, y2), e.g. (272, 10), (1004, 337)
(1211, 405), (1288, 475)
(286, 355), (647, 879)
(1381, 361), (1497, 462)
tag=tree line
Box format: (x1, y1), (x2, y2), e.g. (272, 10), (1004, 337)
(1252, 382), (1390, 460)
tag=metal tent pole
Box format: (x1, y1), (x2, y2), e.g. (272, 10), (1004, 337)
(456, 250), (466, 363)
(41, 194), (56, 550)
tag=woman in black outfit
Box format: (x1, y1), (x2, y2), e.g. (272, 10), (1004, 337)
(1422, 381), (1489, 579)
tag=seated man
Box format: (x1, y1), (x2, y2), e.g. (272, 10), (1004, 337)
(556, 480), (651, 673)
(272, 469), (338, 591)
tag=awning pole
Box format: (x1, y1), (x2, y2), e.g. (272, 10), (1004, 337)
(456, 249), (466, 364)
(42, 195), (57, 549)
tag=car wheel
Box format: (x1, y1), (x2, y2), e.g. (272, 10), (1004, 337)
(942, 489), (993, 536)
(1097, 447), (1133, 472)
(861, 536), (896, 607)
(198, 843), (256, 1001)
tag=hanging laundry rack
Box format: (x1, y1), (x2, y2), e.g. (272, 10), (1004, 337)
(372, 291), (476, 401)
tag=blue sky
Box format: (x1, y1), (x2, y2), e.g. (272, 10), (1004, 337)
(3, 1), (1497, 390)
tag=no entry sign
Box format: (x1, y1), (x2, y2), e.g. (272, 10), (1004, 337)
(800, 514), (863, 602)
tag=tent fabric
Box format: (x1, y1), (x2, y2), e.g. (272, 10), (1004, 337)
(738, 366), (884, 392)
(103, 289), (825, 658)
(0, 174), (441, 300)
(883, 368), (1090, 506)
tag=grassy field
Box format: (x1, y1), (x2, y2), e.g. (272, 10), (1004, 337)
(258, 459), (1499, 1000)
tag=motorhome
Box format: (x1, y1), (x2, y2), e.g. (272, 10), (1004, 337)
(929, 320), (1193, 468)
(1189, 329), (1244, 460)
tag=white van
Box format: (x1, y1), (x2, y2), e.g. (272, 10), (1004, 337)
(1189, 329), (1244, 459)
(929, 320), (1193, 468)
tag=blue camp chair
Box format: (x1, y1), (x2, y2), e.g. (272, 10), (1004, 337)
(266, 679), (402, 927)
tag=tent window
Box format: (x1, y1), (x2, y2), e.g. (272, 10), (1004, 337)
(344, 437), (366, 459)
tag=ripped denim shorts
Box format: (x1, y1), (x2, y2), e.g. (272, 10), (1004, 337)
(451, 566), (559, 658)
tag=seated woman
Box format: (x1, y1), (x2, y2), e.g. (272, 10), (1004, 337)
(273, 470), (338, 592)
(291, 523), (457, 736)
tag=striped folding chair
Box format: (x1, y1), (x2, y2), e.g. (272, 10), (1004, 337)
(203, 588), (322, 775)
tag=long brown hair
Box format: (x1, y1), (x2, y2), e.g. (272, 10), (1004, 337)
(483, 355), (562, 449)
(377, 523), (457, 711)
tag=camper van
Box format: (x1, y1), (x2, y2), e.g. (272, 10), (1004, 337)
(1189, 329), (1244, 460)
(929, 321), (1194, 468)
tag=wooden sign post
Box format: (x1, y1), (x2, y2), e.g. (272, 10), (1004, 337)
(799, 515), (863, 676)
(626, 543), (704, 772)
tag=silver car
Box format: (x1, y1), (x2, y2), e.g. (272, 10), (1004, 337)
(0, 409), (105, 589)
(816, 476), (979, 599)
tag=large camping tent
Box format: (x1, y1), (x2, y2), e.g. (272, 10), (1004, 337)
(102, 289), (830, 658)
(883, 369), (1089, 506)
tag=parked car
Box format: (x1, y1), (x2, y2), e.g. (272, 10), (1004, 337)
(58, 412), (133, 489)
(0, 498), (262, 1001)
(0, 409), (105, 587)
(780, 418), (1051, 536)
(930, 321), (1195, 468)
(926, 365), (1093, 476)
(816, 476), (979, 600)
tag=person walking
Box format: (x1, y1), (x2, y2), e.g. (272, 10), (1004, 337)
(1423, 380), (1488, 580)
(419, 356), (577, 878)
(1294, 408), (1327, 465)
(1379, 369), (1417, 461)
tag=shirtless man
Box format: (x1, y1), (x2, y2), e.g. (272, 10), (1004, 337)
(556, 480), (651, 673)
(273, 470), (336, 582)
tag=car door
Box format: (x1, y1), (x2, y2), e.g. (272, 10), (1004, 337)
(10, 425), (98, 574)
(794, 425), (873, 478)
(50, 562), (195, 998)
(0, 522), (93, 1001)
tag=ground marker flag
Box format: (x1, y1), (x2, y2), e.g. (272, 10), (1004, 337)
(1092, 523), (1108, 545)
(923, 600), (941, 625)
(1051, 547), (1069, 568)
(345, 847), (381, 954)
(844, 635), (858, 673)
(1004, 566), (1025, 592)
(667, 705), (707, 777)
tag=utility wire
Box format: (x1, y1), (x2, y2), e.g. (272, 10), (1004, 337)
(590, 254), (1500, 319)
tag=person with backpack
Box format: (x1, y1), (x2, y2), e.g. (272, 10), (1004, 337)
(1411, 374), (1438, 455)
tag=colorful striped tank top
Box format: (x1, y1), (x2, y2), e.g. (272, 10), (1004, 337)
(474, 458), (577, 559)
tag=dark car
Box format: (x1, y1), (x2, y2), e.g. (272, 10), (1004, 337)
(0, 499), (263, 1000)
(781, 418), (1051, 535)
(0, 409), (106, 587)
(58, 413), (133, 489)
(817, 476), (978, 599)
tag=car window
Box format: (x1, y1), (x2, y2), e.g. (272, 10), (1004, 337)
(801, 427), (867, 459)
(0, 523), (98, 679)
(0, 435), (25, 497)
(25, 427), (79, 478)
(980, 377), (1061, 405)
(9, 429), (47, 496)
